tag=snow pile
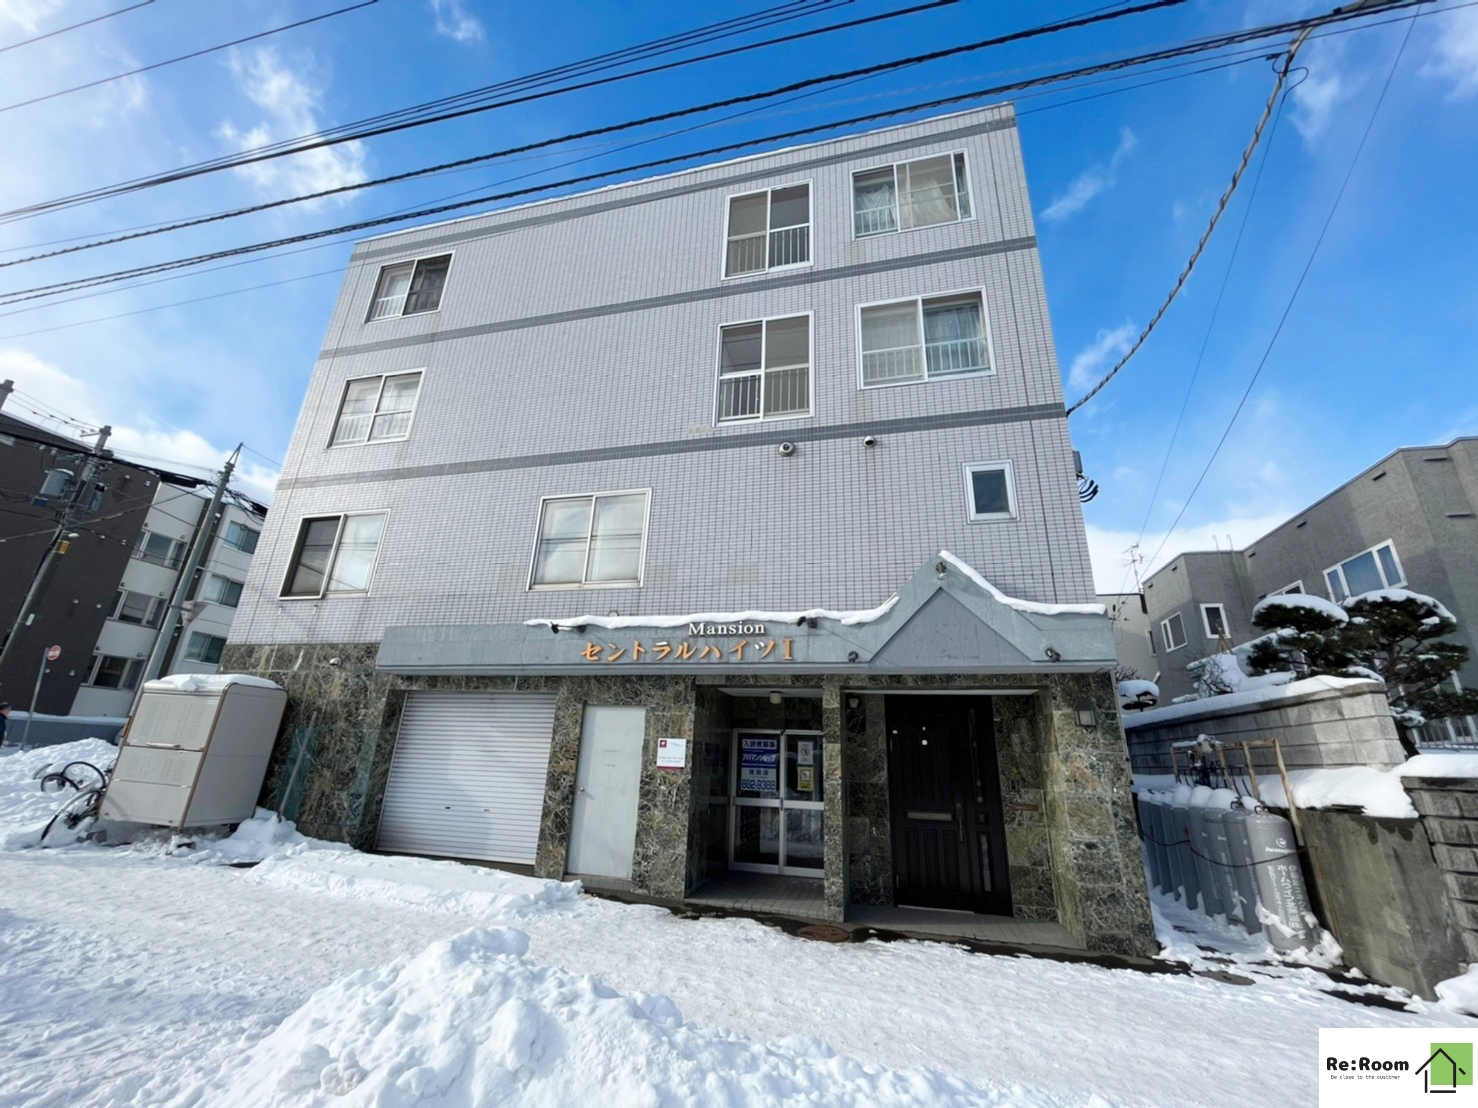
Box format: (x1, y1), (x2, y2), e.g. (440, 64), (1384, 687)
(1117, 679), (1158, 709)
(198, 927), (1002, 1108)
(527, 597), (899, 632)
(0, 738), (117, 851)
(147, 673), (282, 693)
(1253, 766), (1419, 819)
(1436, 965), (1478, 1017)
(1250, 593), (1348, 624)
(1400, 753), (1478, 779)
(248, 850), (582, 919)
(1349, 588), (1455, 621)
(153, 808), (339, 865)
(1186, 651), (1293, 697)
(1123, 674), (1379, 728)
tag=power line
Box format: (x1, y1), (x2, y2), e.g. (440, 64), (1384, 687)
(0, 0), (380, 116)
(0, 0), (1416, 307)
(0, 0), (154, 55)
(1064, 25), (1312, 416)
(1142, 11), (1418, 576)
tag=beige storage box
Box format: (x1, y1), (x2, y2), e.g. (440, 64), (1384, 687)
(100, 674), (287, 829)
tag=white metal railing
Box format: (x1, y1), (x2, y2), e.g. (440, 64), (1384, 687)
(717, 374), (761, 421)
(726, 235), (766, 276)
(369, 411), (412, 441)
(333, 414), (372, 444)
(925, 337), (987, 376)
(854, 205), (897, 237)
(768, 225), (809, 268)
(861, 346), (923, 386)
(367, 295), (404, 321)
(763, 365), (809, 415)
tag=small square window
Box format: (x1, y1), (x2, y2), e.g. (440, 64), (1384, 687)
(963, 462), (1016, 521)
(90, 655), (142, 690)
(530, 491), (649, 588)
(1201, 604), (1229, 638)
(1161, 612), (1187, 652)
(724, 184), (810, 277)
(366, 255), (451, 321)
(715, 315), (811, 423)
(113, 590), (162, 628)
(853, 152), (972, 237)
(185, 632), (227, 665)
(223, 521), (260, 554)
(331, 371), (423, 446)
(1324, 540), (1405, 601)
(135, 531), (182, 569)
(280, 513), (387, 599)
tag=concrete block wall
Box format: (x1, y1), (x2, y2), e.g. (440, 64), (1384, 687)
(1406, 777), (1478, 964)
(1122, 683), (1405, 777)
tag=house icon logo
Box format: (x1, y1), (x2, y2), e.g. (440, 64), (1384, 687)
(1416, 1042), (1473, 1094)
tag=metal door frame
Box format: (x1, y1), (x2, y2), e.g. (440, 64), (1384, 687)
(726, 728), (824, 877)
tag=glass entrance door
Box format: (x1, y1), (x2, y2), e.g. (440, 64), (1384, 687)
(729, 730), (824, 877)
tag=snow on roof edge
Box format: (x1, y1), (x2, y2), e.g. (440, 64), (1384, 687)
(353, 103), (1016, 249)
(1122, 674), (1383, 729)
(938, 551), (1105, 616)
(146, 674), (284, 693)
(526, 595), (900, 632)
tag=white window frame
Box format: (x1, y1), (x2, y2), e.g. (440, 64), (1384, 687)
(527, 489), (651, 591)
(1200, 603), (1229, 639)
(1272, 581), (1304, 596)
(110, 590), (163, 628)
(713, 312), (814, 425)
(1161, 612), (1187, 652)
(185, 631), (227, 665)
(222, 521), (260, 554)
(851, 150), (974, 239)
(135, 530), (183, 569)
(364, 253), (453, 322)
(203, 574), (244, 608)
(329, 370), (425, 447)
(1323, 540), (1405, 602)
(856, 287), (995, 390)
(278, 511), (389, 600)
(721, 181), (813, 279)
(962, 461), (1017, 522)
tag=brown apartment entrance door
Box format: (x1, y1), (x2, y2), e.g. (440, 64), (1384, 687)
(886, 695), (1011, 914)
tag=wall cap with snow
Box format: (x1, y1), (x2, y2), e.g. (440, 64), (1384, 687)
(376, 553), (1115, 676)
(1121, 675), (1388, 731)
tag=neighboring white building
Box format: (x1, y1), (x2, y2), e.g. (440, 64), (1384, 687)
(72, 483), (265, 716)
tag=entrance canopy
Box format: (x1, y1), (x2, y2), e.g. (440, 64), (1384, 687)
(377, 551), (1113, 676)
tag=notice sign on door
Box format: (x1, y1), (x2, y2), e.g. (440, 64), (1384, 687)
(740, 737), (779, 793)
(656, 737), (687, 771)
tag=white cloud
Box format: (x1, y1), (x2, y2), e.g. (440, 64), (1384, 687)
(217, 47), (367, 202)
(0, 348), (278, 503)
(1421, 6), (1478, 99)
(0, 0), (62, 33)
(1040, 128), (1137, 222)
(1083, 514), (1290, 595)
(429, 0), (484, 44)
(1067, 322), (1135, 394)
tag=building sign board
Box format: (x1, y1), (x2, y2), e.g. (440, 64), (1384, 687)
(581, 637), (794, 663)
(656, 737), (687, 771)
(740, 737), (779, 794)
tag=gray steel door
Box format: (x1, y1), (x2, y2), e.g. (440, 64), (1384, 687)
(566, 706), (646, 880)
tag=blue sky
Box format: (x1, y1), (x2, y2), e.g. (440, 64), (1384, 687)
(0, 0), (1473, 591)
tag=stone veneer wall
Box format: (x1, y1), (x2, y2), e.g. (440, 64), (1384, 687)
(224, 645), (1153, 955)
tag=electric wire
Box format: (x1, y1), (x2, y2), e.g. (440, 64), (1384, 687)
(0, 0), (1186, 226)
(0, 0), (1418, 307)
(1141, 12), (1418, 577)
(1064, 25), (1312, 416)
(0, 0), (381, 116)
(0, 0), (154, 55)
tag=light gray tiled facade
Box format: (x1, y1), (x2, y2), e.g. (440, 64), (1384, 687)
(226, 106), (1154, 956)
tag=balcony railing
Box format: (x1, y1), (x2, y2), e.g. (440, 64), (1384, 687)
(924, 337), (987, 376)
(861, 346), (923, 386)
(717, 374), (762, 421)
(762, 365), (809, 416)
(767, 225), (809, 268)
(854, 205), (897, 237)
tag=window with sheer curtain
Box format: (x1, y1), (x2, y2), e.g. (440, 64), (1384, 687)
(725, 184), (810, 276)
(853, 152), (972, 237)
(331, 372), (423, 445)
(530, 491), (649, 588)
(859, 292), (990, 387)
(280, 513), (387, 598)
(366, 255), (451, 320)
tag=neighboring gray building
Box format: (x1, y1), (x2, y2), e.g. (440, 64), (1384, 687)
(225, 105), (1154, 956)
(1139, 438), (1478, 739)
(1099, 592), (1156, 687)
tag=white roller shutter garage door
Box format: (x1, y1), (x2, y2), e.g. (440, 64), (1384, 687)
(376, 691), (558, 864)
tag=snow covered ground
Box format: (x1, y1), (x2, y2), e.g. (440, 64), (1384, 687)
(3, 741), (1475, 1107)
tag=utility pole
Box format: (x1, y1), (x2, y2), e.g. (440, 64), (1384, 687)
(135, 445), (239, 704)
(0, 424), (112, 690)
